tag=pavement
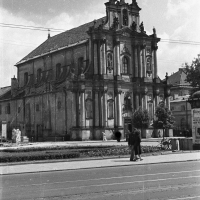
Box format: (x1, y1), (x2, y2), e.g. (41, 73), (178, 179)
(1, 137), (200, 176)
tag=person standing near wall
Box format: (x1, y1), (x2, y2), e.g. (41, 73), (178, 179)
(128, 130), (136, 161)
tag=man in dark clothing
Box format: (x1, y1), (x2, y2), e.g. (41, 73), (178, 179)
(128, 130), (136, 161)
(134, 129), (142, 161)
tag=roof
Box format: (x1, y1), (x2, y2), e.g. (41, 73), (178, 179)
(0, 86), (11, 100)
(168, 68), (190, 86)
(17, 17), (106, 65)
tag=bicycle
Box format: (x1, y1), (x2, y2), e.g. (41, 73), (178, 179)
(157, 138), (172, 150)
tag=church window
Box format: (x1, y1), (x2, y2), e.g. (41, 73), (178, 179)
(107, 53), (113, 73)
(37, 68), (42, 82)
(122, 56), (129, 74)
(123, 94), (132, 112)
(123, 9), (128, 26)
(18, 106), (21, 113)
(56, 63), (61, 79)
(24, 72), (28, 86)
(85, 99), (93, 119)
(0, 105), (2, 115)
(108, 99), (114, 119)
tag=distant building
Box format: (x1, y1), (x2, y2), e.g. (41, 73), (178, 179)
(168, 68), (193, 97)
(0, 0), (170, 141)
(170, 95), (191, 133)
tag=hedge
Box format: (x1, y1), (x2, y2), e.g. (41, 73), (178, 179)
(0, 146), (162, 163)
(0, 151), (80, 163)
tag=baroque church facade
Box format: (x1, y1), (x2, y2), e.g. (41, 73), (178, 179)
(0, 0), (170, 141)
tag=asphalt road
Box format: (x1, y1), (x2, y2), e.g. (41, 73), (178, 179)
(1, 161), (200, 200)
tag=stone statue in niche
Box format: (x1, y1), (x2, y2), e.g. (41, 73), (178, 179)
(139, 22), (144, 32)
(112, 16), (119, 29)
(131, 21), (137, 31)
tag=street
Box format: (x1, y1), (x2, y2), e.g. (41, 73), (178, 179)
(1, 160), (200, 200)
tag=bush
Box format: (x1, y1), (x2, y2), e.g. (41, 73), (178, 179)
(0, 151), (80, 163)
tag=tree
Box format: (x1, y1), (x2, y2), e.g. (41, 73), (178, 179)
(185, 56), (200, 94)
(132, 107), (150, 130)
(152, 102), (175, 139)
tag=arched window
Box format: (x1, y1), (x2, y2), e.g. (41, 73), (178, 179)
(37, 68), (42, 82)
(123, 9), (128, 26)
(85, 99), (93, 119)
(107, 53), (113, 73)
(123, 94), (132, 113)
(56, 63), (61, 79)
(122, 56), (129, 74)
(108, 99), (114, 119)
(24, 72), (28, 85)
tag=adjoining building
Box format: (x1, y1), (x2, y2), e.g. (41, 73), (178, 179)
(0, 0), (170, 141)
(168, 68), (194, 136)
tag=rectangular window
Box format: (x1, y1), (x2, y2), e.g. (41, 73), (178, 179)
(5, 103), (10, 114)
(36, 104), (40, 112)
(0, 105), (1, 115)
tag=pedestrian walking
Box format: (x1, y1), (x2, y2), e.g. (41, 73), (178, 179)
(128, 130), (136, 161)
(134, 129), (142, 161)
(102, 132), (107, 141)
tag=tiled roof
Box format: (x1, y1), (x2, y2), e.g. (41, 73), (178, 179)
(0, 86), (11, 100)
(17, 17), (106, 65)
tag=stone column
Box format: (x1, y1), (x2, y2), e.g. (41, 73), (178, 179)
(99, 90), (103, 127)
(115, 89), (122, 127)
(98, 40), (102, 75)
(76, 91), (80, 127)
(134, 45), (138, 77)
(135, 92), (140, 110)
(153, 46), (158, 79)
(94, 89), (99, 127)
(114, 41), (121, 76)
(137, 45), (142, 77)
(102, 40), (107, 75)
(80, 90), (85, 127)
(93, 40), (98, 75)
(142, 46), (146, 78)
(103, 87), (108, 127)
(72, 91), (77, 127)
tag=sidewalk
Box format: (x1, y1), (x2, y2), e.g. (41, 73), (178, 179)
(1, 151), (200, 175)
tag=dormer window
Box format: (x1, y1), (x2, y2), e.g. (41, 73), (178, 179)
(123, 9), (128, 26)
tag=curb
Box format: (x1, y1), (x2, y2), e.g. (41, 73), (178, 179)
(2, 157), (200, 176)
(1, 150), (199, 167)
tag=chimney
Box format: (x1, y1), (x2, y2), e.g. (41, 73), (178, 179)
(48, 29), (50, 39)
(11, 75), (18, 97)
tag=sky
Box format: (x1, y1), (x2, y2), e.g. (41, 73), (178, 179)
(0, 0), (200, 87)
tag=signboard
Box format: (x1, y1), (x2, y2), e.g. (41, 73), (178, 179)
(192, 108), (200, 143)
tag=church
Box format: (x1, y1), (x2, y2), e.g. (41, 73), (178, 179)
(0, 0), (170, 141)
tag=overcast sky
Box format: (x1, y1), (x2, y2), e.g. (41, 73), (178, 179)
(0, 0), (200, 87)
